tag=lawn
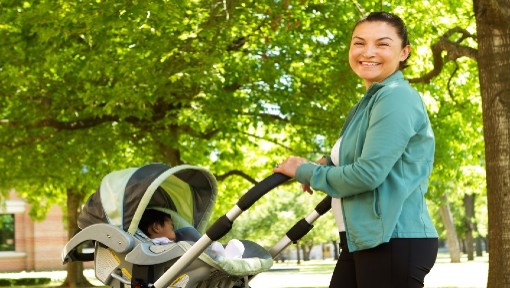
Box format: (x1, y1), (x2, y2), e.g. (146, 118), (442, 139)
(0, 253), (488, 288)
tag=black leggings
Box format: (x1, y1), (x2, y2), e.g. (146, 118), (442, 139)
(329, 232), (438, 288)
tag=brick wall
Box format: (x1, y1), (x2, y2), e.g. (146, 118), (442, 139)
(0, 192), (69, 272)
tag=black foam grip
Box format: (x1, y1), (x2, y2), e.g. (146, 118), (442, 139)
(237, 173), (290, 211)
(316, 196), (332, 215)
(286, 219), (314, 243)
(205, 215), (233, 241)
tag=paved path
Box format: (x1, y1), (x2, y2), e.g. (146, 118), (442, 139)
(250, 257), (488, 288)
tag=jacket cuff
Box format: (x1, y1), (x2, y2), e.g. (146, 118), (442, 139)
(296, 163), (316, 185)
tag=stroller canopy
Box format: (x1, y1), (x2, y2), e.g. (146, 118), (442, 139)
(78, 163), (217, 234)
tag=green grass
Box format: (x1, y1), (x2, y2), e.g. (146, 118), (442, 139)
(0, 278), (51, 287)
(281, 261), (335, 274)
(0, 253), (488, 288)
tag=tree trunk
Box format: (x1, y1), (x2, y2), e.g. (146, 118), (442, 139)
(302, 242), (313, 261)
(474, 0), (510, 287)
(157, 129), (183, 166)
(61, 189), (92, 288)
(476, 236), (484, 257)
(296, 242), (301, 265)
(332, 240), (339, 260)
(439, 194), (461, 263)
(463, 194), (476, 260)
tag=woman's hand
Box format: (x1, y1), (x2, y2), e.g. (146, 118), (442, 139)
(273, 156), (308, 178)
(273, 156), (314, 194)
(301, 183), (314, 195)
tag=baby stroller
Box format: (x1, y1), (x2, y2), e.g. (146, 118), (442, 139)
(62, 163), (331, 288)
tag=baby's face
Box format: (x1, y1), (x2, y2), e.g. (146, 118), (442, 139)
(156, 217), (176, 241)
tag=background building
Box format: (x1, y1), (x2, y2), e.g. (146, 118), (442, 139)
(0, 190), (68, 272)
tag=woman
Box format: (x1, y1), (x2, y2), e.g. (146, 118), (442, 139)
(273, 12), (438, 288)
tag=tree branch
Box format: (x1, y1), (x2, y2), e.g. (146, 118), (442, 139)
(240, 131), (294, 151)
(409, 27), (478, 84)
(1, 114), (220, 143)
(350, 0), (365, 16)
(226, 22), (265, 52)
(215, 170), (258, 184)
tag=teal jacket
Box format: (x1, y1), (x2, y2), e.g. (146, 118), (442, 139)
(296, 71), (438, 252)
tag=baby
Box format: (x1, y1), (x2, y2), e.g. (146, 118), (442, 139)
(138, 209), (177, 244)
(139, 209), (244, 259)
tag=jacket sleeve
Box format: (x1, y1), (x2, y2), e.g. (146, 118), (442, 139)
(296, 85), (426, 198)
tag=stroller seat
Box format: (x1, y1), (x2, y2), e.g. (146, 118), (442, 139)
(128, 207), (273, 275)
(125, 239), (273, 275)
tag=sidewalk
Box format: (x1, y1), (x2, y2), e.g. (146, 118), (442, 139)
(423, 255), (488, 288)
(250, 256), (488, 288)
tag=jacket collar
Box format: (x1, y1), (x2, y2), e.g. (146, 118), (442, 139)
(366, 70), (404, 95)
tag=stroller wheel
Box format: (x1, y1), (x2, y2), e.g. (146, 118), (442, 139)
(232, 277), (252, 288)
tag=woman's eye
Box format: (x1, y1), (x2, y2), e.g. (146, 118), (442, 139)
(378, 43), (389, 46)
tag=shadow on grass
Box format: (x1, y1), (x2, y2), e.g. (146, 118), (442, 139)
(0, 278), (106, 288)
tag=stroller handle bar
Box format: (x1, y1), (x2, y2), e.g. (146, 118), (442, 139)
(286, 195), (332, 243)
(237, 173), (291, 210)
(153, 173), (290, 288)
(268, 195), (331, 258)
(206, 173), (290, 241)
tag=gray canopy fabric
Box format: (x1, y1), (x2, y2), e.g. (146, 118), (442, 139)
(77, 163), (217, 234)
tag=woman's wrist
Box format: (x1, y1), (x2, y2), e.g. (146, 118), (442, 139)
(317, 155), (329, 165)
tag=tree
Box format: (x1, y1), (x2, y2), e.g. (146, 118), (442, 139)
(473, 0), (510, 286)
(420, 0), (510, 284)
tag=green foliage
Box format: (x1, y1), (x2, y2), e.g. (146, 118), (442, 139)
(0, 214), (15, 251)
(0, 277), (51, 286)
(0, 0), (485, 246)
(217, 185), (336, 248)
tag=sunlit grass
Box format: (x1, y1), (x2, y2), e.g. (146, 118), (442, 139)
(0, 252), (489, 288)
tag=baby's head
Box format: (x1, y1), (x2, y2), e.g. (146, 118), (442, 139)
(139, 209), (176, 241)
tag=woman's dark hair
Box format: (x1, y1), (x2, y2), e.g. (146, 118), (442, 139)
(139, 209), (171, 236)
(353, 12), (410, 69)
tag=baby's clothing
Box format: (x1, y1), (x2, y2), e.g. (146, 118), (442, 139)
(150, 236), (245, 260)
(209, 239), (245, 259)
(151, 237), (175, 244)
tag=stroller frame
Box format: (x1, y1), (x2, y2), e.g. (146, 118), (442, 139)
(62, 164), (331, 288)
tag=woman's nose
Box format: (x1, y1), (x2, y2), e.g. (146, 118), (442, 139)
(362, 45), (376, 57)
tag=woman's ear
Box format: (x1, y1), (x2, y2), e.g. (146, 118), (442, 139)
(401, 45), (411, 61)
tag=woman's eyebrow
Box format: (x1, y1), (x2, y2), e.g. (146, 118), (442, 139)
(377, 37), (394, 41)
(352, 35), (394, 42)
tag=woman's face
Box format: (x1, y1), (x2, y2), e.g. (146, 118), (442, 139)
(348, 21), (410, 89)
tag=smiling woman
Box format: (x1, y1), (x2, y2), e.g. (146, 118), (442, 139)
(348, 15), (411, 89)
(273, 11), (438, 288)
